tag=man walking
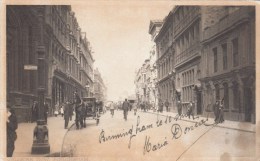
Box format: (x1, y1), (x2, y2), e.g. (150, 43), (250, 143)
(64, 101), (70, 129)
(122, 99), (129, 121)
(187, 101), (195, 119)
(213, 100), (220, 123)
(74, 91), (82, 129)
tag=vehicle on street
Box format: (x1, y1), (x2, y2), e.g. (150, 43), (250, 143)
(82, 97), (100, 125)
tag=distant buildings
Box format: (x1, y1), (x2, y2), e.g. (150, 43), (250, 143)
(135, 20), (162, 107)
(7, 6), (96, 122)
(93, 68), (107, 103)
(135, 6), (255, 123)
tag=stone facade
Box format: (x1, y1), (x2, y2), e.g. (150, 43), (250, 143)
(7, 6), (95, 122)
(93, 68), (107, 102)
(154, 11), (175, 111)
(200, 6), (255, 123)
(152, 6), (255, 123)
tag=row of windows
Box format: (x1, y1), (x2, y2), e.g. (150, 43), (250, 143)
(176, 22), (199, 55)
(158, 56), (173, 79)
(182, 86), (193, 102)
(213, 38), (239, 73)
(182, 69), (195, 86)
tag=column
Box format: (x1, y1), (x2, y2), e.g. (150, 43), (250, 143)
(228, 81), (233, 111)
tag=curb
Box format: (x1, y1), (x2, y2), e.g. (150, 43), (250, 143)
(45, 122), (75, 157)
(143, 111), (255, 133)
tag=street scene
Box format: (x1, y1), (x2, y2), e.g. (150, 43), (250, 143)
(4, 2), (257, 161)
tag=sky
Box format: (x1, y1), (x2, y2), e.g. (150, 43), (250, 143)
(72, 1), (174, 101)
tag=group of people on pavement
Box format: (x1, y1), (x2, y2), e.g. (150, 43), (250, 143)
(157, 99), (170, 113)
(31, 100), (50, 124)
(213, 98), (225, 123)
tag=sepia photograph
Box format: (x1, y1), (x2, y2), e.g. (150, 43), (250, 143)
(1, 1), (259, 161)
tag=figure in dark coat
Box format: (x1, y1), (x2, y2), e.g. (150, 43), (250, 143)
(213, 100), (220, 123)
(177, 100), (182, 116)
(187, 101), (195, 119)
(122, 99), (129, 121)
(7, 107), (18, 157)
(218, 98), (225, 123)
(31, 101), (38, 123)
(64, 101), (70, 129)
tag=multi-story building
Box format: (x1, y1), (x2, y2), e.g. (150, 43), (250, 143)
(172, 6), (227, 114)
(93, 68), (107, 102)
(6, 6), (95, 122)
(134, 59), (150, 104)
(148, 20), (163, 108)
(172, 6), (203, 115)
(152, 6), (255, 123)
(200, 6), (255, 123)
(154, 11), (176, 111)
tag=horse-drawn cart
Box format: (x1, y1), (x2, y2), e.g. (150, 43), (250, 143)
(82, 97), (100, 125)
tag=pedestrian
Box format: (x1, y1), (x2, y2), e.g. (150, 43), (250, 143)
(187, 101), (195, 119)
(31, 101), (37, 123)
(54, 103), (59, 117)
(64, 101), (70, 129)
(122, 99), (129, 121)
(177, 100), (182, 116)
(213, 100), (220, 123)
(74, 91), (82, 129)
(60, 104), (64, 117)
(165, 99), (169, 112)
(133, 102), (137, 115)
(81, 102), (87, 128)
(110, 101), (115, 117)
(69, 100), (74, 121)
(6, 105), (18, 157)
(218, 98), (225, 123)
(44, 102), (49, 124)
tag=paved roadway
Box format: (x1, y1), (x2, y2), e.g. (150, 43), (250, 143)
(61, 110), (255, 161)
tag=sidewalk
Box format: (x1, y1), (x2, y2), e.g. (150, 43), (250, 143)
(144, 110), (256, 133)
(13, 115), (75, 157)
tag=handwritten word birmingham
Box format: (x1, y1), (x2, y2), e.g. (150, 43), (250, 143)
(99, 116), (154, 148)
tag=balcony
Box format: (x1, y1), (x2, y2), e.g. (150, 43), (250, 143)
(174, 7), (200, 38)
(175, 42), (200, 68)
(203, 7), (253, 41)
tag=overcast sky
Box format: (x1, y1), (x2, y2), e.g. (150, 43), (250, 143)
(72, 1), (174, 101)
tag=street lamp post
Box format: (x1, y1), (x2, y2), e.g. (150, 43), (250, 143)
(31, 6), (50, 154)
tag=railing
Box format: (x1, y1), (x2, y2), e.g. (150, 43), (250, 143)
(175, 42), (200, 67)
(174, 7), (200, 37)
(203, 7), (252, 41)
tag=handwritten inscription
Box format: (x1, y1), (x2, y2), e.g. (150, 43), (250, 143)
(99, 114), (210, 154)
(143, 136), (168, 155)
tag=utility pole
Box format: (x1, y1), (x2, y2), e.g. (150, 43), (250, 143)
(31, 6), (50, 154)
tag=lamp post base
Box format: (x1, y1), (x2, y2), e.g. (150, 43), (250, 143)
(31, 143), (50, 154)
(31, 123), (50, 154)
